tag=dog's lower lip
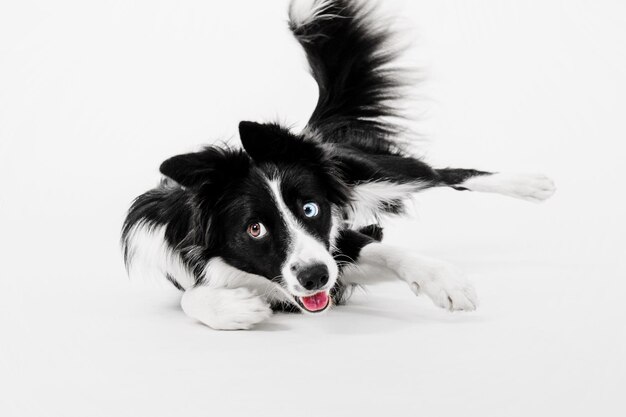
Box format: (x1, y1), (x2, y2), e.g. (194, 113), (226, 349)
(297, 291), (330, 312)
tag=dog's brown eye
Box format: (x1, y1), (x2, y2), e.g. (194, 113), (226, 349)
(247, 222), (267, 239)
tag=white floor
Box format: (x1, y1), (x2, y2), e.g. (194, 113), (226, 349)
(1, 1), (625, 416)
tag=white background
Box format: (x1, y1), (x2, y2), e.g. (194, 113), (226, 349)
(1, 0), (625, 416)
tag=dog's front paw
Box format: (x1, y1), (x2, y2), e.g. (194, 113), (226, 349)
(408, 264), (478, 311)
(181, 287), (272, 330)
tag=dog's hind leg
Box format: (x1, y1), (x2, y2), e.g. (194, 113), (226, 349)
(436, 168), (556, 202)
(338, 152), (555, 206)
(335, 229), (477, 311)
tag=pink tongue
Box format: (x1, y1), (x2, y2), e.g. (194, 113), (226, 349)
(299, 291), (329, 312)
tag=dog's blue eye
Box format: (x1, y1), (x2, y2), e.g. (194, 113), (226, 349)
(302, 202), (319, 218)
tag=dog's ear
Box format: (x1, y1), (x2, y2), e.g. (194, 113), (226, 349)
(239, 121), (324, 163)
(239, 121), (350, 206)
(160, 146), (249, 188)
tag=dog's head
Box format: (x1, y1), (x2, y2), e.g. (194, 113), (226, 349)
(160, 122), (350, 312)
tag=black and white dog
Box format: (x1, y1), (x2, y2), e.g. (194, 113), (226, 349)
(122, 0), (555, 329)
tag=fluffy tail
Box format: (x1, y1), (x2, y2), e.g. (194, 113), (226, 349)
(289, 0), (407, 153)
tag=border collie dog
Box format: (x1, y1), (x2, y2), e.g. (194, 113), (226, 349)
(122, 0), (555, 330)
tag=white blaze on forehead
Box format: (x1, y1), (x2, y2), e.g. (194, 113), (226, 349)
(328, 204), (342, 250)
(266, 178), (338, 293)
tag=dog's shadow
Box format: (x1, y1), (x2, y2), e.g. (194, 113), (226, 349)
(161, 293), (484, 334)
(261, 297), (485, 335)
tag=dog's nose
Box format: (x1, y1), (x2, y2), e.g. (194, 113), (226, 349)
(296, 264), (329, 291)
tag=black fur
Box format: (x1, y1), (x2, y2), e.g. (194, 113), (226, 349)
(333, 228), (378, 269)
(121, 0), (501, 312)
(123, 123), (351, 288)
(436, 168), (491, 190)
(290, 0), (407, 152)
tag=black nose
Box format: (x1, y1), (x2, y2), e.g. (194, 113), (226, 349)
(296, 264), (329, 291)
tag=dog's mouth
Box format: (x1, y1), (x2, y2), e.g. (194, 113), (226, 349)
(295, 290), (330, 313)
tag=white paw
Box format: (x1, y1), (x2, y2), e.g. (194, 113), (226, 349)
(407, 264), (478, 311)
(463, 173), (556, 202)
(181, 287), (272, 330)
(501, 173), (556, 202)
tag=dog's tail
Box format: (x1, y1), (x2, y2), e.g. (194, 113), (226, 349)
(289, 0), (408, 153)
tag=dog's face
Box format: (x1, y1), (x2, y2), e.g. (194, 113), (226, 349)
(160, 122), (350, 312)
(217, 164), (340, 312)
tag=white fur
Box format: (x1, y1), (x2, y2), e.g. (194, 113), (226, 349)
(201, 257), (291, 303)
(267, 179), (339, 295)
(289, 0), (336, 27)
(181, 257), (294, 330)
(460, 173), (556, 202)
(347, 181), (428, 227)
(181, 287), (272, 330)
(328, 205), (343, 249)
(348, 243), (478, 311)
(124, 223), (196, 290)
